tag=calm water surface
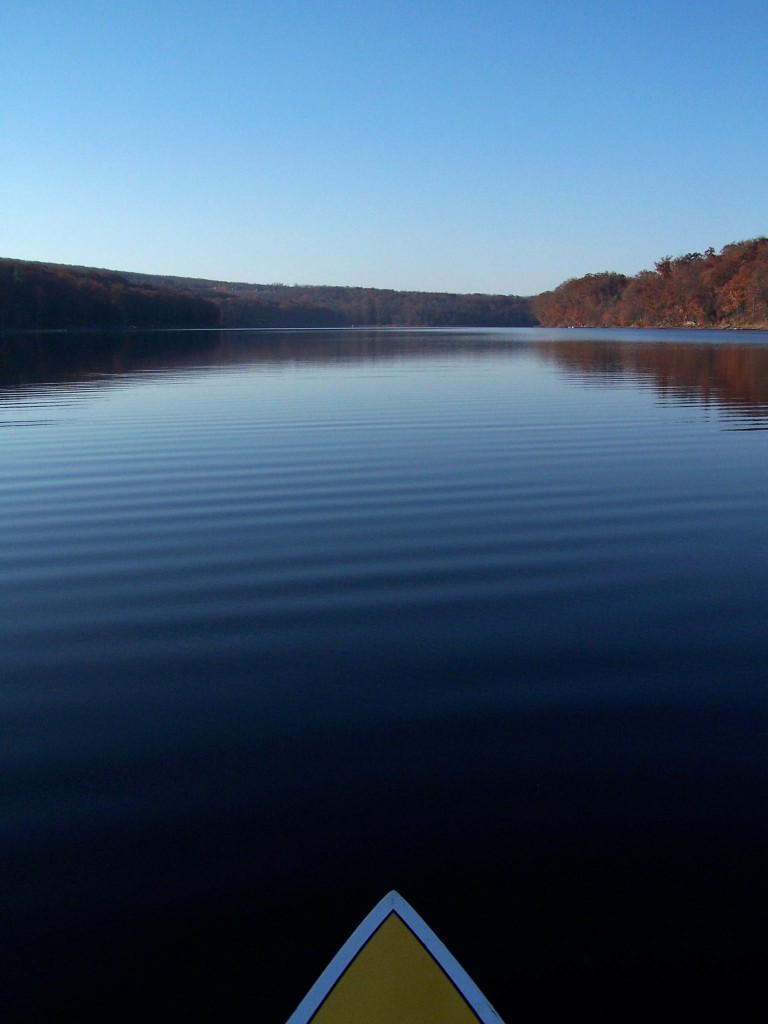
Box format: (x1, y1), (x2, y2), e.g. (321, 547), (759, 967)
(2, 328), (767, 1019)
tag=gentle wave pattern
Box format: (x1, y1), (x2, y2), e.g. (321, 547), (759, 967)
(2, 328), (768, 1018)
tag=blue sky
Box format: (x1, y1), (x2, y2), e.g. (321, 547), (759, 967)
(2, 0), (766, 295)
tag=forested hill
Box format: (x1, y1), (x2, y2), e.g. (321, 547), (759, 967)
(0, 259), (219, 330)
(0, 258), (536, 330)
(119, 271), (537, 328)
(533, 237), (768, 329)
(4, 238), (767, 330)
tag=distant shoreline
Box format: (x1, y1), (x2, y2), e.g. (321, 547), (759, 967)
(3, 236), (767, 331)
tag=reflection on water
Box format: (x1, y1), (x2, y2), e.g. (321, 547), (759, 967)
(1, 327), (767, 1020)
(3, 327), (768, 425)
(0, 329), (219, 389)
(537, 336), (768, 425)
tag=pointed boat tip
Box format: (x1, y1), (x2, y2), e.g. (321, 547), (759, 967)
(287, 889), (506, 1024)
(377, 889), (416, 916)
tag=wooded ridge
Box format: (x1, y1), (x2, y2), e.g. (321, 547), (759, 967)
(0, 259), (534, 330)
(2, 237), (767, 330)
(0, 259), (219, 330)
(533, 237), (768, 329)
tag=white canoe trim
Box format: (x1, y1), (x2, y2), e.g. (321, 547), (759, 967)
(286, 890), (505, 1024)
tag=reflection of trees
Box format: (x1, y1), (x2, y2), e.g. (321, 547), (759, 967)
(0, 331), (219, 390)
(208, 330), (534, 366)
(538, 339), (768, 418)
(0, 329), (533, 393)
(3, 330), (767, 424)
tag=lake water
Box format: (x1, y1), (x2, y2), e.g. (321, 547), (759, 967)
(2, 328), (767, 1019)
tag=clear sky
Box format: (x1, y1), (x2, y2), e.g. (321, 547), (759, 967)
(2, 0), (766, 295)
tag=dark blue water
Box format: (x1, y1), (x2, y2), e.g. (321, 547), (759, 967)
(2, 329), (767, 1019)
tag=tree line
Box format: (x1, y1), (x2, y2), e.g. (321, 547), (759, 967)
(0, 259), (537, 330)
(3, 237), (768, 330)
(0, 259), (219, 330)
(533, 238), (768, 328)
(121, 274), (537, 328)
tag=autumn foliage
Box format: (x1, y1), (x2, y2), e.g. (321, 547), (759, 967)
(0, 260), (219, 330)
(533, 238), (768, 328)
(4, 237), (768, 331)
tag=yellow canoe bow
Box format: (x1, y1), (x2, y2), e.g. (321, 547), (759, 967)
(286, 891), (504, 1024)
